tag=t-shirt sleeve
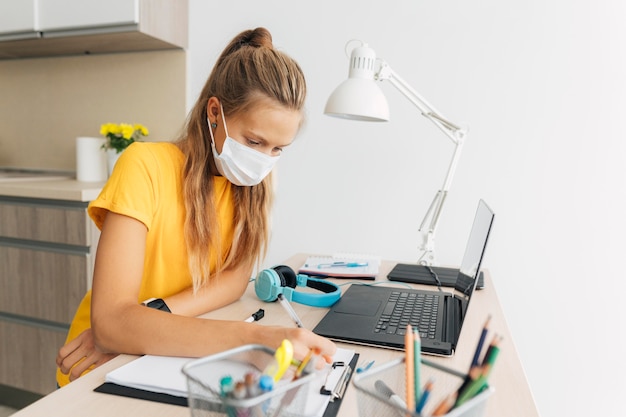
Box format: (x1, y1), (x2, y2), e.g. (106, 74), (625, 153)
(88, 143), (159, 231)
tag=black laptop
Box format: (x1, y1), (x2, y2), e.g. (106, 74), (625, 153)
(313, 199), (495, 356)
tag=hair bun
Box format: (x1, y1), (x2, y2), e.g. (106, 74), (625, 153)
(241, 27), (273, 49)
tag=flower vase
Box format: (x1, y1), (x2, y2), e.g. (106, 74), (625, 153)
(107, 149), (122, 176)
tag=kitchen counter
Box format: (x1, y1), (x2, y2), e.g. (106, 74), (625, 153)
(0, 178), (104, 202)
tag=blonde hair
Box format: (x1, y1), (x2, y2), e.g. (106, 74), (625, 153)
(177, 28), (306, 291)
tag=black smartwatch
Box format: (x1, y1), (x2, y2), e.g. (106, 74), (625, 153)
(142, 298), (171, 313)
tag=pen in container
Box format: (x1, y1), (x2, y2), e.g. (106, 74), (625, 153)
(480, 334), (502, 377)
(432, 392), (457, 416)
(413, 327), (422, 409)
(374, 379), (407, 410)
(470, 315), (491, 366)
(277, 293), (304, 328)
(405, 324), (415, 412)
(416, 378), (434, 414)
(455, 334), (502, 407)
(276, 348), (322, 416)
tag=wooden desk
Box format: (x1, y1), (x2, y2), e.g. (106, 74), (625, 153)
(13, 254), (538, 417)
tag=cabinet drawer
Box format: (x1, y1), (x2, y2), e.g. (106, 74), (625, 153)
(0, 0), (37, 35)
(38, 0), (139, 32)
(0, 320), (67, 395)
(0, 245), (89, 324)
(0, 198), (91, 246)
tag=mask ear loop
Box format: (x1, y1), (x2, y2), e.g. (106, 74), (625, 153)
(207, 117), (218, 148)
(207, 99), (221, 149)
(219, 104), (230, 138)
(208, 105), (230, 156)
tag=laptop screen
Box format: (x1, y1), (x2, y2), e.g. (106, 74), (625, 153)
(453, 199), (495, 315)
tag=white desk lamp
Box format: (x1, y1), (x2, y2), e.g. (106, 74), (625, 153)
(324, 41), (467, 266)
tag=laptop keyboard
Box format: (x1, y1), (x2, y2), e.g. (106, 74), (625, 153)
(374, 291), (439, 339)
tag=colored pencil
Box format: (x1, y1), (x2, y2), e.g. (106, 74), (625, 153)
(471, 315), (491, 367)
(432, 391), (457, 416)
(457, 319), (493, 397)
(456, 374), (489, 407)
(405, 324), (415, 412)
(456, 334), (502, 408)
(480, 335), (502, 378)
(456, 356), (483, 398)
(413, 327), (421, 409)
(416, 378), (434, 414)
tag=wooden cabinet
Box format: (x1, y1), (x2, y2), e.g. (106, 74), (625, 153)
(0, 0), (38, 40)
(38, 0), (139, 33)
(0, 321), (68, 395)
(0, 0), (187, 59)
(0, 196), (99, 394)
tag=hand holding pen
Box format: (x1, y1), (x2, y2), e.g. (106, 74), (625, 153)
(275, 293), (339, 370)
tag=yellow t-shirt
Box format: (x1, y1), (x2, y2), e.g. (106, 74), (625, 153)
(56, 142), (235, 387)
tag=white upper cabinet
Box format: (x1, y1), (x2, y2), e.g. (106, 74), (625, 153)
(0, 0), (39, 39)
(38, 0), (139, 33)
(0, 0), (187, 59)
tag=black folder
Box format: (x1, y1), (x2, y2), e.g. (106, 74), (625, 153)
(94, 353), (359, 417)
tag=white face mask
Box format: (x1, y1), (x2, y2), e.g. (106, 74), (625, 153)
(208, 105), (280, 186)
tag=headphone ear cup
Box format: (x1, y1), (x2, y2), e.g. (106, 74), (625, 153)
(254, 268), (283, 302)
(273, 265), (297, 288)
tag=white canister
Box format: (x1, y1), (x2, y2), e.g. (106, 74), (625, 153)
(75, 136), (107, 182)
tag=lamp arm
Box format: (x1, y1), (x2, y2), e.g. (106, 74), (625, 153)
(417, 139), (464, 265)
(376, 61), (467, 265)
(377, 62), (465, 145)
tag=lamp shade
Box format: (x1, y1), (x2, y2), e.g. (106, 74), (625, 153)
(324, 44), (390, 122)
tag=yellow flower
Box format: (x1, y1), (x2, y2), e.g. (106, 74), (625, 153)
(100, 121), (149, 152)
(134, 123), (149, 136)
(120, 123), (134, 140)
(100, 122), (122, 136)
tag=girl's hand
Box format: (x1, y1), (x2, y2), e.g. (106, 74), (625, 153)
(267, 326), (337, 369)
(56, 328), (117, 382)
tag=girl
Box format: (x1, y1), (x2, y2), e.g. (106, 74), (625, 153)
(56, 27), (336, 387)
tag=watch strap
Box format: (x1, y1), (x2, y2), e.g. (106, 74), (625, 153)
(142, 298), (171, 313)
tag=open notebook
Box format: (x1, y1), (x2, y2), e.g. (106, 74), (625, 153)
(95, 347), (357, 417)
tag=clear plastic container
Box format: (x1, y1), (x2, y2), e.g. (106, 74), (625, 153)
(182, 344), (321, 417)
(352, 357), (493, 417)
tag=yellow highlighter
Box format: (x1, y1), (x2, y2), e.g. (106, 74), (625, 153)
(264, 339), (294, 382)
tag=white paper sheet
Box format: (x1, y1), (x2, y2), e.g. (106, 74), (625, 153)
(104, 347), (356, 416)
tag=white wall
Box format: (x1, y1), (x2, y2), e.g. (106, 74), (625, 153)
(187, 1), (626, 416)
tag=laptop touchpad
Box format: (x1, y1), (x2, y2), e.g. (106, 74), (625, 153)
(334, 300), (380, 316)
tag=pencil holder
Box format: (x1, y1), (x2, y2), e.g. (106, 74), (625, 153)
(182, 344), (322, 417)
(352, 357), (493, 417)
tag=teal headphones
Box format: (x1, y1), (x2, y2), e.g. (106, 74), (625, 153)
(255, 265), (341, 308)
